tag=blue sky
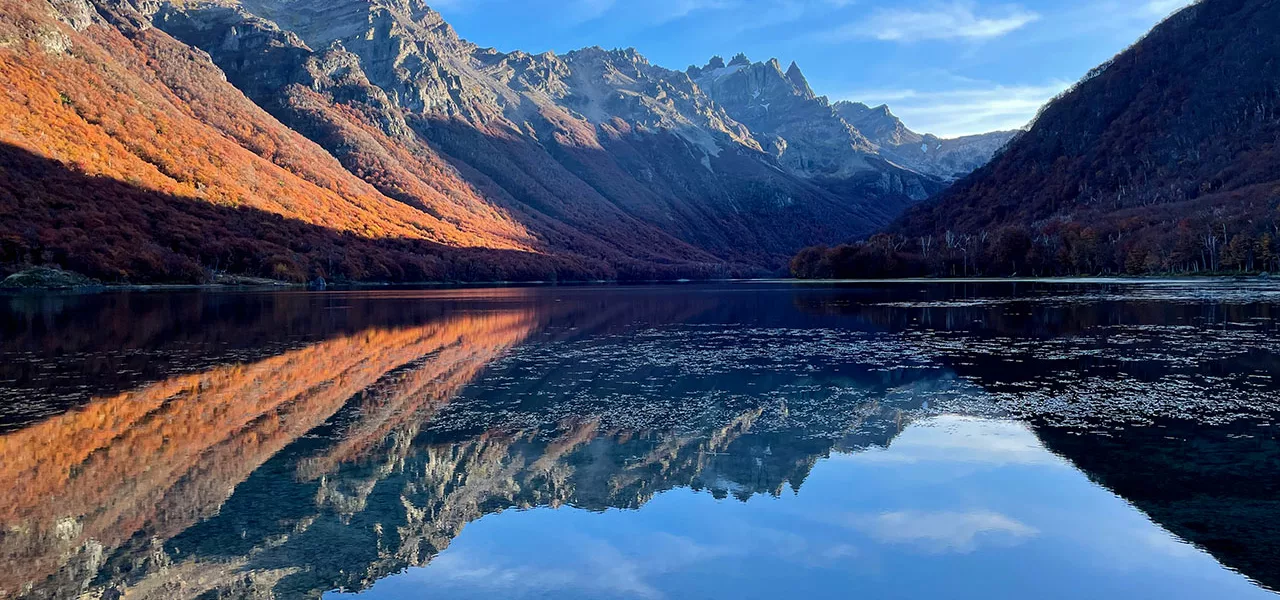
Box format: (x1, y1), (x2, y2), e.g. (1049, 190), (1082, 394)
(432, 0), (1193, 137)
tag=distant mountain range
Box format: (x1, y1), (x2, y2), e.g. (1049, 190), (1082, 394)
(833, 101), (1018, 182)
(0, 0), (1013, 283)
(794, 0), (1280, 279)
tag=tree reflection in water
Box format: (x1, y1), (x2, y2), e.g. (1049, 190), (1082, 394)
(0, 282), (1276, 599)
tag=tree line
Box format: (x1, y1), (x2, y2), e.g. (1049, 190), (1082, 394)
(792, 208), (1280, 279)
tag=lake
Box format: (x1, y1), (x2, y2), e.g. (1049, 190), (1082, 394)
(1, 281), (1278, 599)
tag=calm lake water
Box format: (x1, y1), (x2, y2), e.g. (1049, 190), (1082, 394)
(2, 281), (1279, 599)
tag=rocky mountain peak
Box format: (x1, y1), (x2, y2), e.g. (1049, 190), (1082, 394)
(784, 61), (815, 99)
(3, 0), (1014, 286)
(830, 100), (1017, 181)
(689, 55), (896, 182)
(231, 0), (457, 48)
(835, 100), (910, 142)
(49, 0), (99, 31)
(567, 45), (650, 69)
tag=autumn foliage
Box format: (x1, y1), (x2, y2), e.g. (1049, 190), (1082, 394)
(0, 0), (748, 283)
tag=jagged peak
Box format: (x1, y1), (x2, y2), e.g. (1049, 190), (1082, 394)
(838, 101), (908, 132)
(833, 100), (870, 113)
(604, 46), (644, 60)
(785, 61), (815, 98)
(565, 45), (652, 72)
(834, 100), (900, 123)
(784, 61), (806, 81)
(568, 44), (608, 56)
(728, 53), (750, 67)
(706, 55), (726, 70)
(228, 0), (467, 51)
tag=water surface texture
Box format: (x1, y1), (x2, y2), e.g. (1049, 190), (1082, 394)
(2, 282), (1278, 599)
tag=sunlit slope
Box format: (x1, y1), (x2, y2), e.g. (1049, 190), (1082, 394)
(0, 0), (552, 281)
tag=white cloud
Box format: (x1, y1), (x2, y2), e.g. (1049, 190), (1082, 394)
(566, 0), (736, 24)
(569, 0), (619, 23)
(414, 542), (663, 599)
(824, 1), (1040, 43)
(837, 415), (1069, 466)
(853, 510), (1040, 553)
(651, 0), (736, 23)
(843, 80), (1069, 137)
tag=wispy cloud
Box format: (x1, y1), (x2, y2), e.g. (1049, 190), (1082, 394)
(856, 510), (1039, 554)
(844, 80), (1069, 137)
(569, 0), (620, 24)
(651, 0), (736, 23)
(823, 1), (1040, 43)
(566, 0), (737, 25)
(836, 415), (1068, 466)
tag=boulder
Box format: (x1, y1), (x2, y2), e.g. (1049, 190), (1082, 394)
(0, 267), (102, 290)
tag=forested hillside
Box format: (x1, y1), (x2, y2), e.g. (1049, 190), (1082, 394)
(793, 0), (1280, 279)
(0, 0), (1013, 284)
(0, 0), (613, 282)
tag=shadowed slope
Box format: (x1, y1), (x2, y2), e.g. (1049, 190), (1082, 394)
(886, 0), (1280, 277)
(0, 141), (622, 283)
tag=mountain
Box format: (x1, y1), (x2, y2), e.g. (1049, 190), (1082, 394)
(0, 0), (1005, 284)
(833, 101), (1018, 181)
(856, 0), (1280, 278)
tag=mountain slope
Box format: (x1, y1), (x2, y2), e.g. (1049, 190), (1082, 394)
(884, 0), (1280, 277)
(1, 0), (1009, 283)
(0, 0), (612, 282)
(155, 0), (937, 265)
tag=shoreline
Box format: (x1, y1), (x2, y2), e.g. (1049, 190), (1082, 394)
(1, 274), (1273, 295)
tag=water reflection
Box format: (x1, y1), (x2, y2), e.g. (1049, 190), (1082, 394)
(0, 309), (539, 598)
(0, 282), (1277, 599)
(342, 417), (1262, 600)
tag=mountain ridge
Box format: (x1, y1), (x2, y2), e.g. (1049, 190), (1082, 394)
(793, 0), (1280, 279)
(2, 0), (1015, 283)
(833, 100), (1020, 181)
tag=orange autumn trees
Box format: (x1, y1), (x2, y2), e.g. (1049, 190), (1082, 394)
(0, 0), (608, 283)
(0, 0), (775, 283)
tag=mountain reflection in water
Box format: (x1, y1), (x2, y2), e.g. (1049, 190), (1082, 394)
(0, 283), (1277, 599)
